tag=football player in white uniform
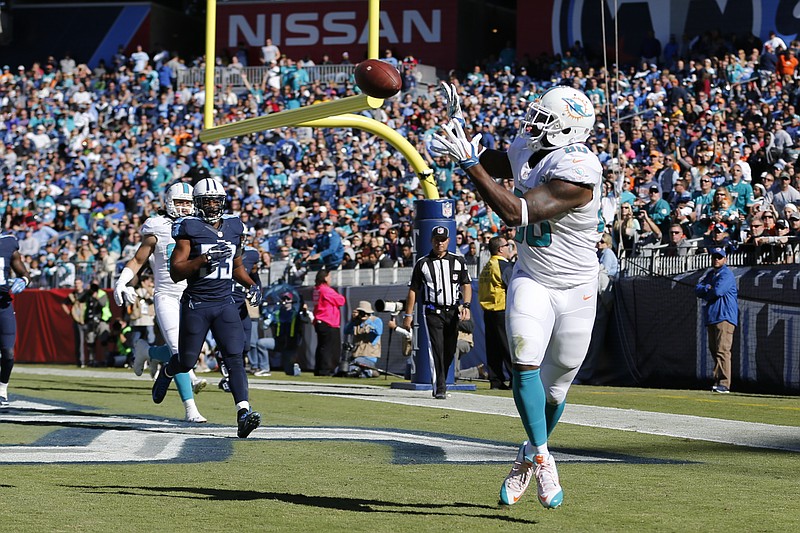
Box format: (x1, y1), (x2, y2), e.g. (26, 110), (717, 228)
(433, 85), (603, 509)
(113, 182), (207, 423)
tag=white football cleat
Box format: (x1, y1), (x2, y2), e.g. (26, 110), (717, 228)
(192, 379), (208, 394)
(132, 340), (150, 377)
(185, 412), (207, 423)
(500, 441), (533, 505)
(534, 453), (563, 509)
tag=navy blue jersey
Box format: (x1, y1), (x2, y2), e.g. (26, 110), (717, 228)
(232, 246), (261, 304)
(0, 233), (20, 303)
(172, 214), (245, 302)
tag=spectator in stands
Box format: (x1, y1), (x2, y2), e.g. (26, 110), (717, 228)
(727, 161), (754, 216)
(309, 219), (344, 270)
(613, 202), (639, 255)
(260, 38), (280, 66)
(768, 172), (800, 213)
(696, 247), (738, 393)
(664, 223), (695, 257)
(644, 184), (672, 239)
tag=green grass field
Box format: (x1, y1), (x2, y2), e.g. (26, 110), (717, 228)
(2, 367), (799, 532)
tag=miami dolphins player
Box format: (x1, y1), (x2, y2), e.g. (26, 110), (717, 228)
(113, 181), (207, 423)
(434, 85), (602, 509)
(0, 231), (30, 407)
(154, 177), (263, 438)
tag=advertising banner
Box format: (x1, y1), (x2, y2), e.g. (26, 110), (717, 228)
(218, 0), (458, 69)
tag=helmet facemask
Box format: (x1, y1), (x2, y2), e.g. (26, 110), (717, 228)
(195, 195), (226, 224)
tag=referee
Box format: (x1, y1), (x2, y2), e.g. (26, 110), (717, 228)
(403, 226), (472, 399)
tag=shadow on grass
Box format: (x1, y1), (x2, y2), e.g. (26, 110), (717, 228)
(14, 382), (147, 395)
(64, 485), (538, 524)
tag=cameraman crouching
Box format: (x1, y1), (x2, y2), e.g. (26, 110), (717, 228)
(343, 301), (383, 377)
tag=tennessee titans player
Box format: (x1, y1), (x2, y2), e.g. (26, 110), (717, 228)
(0, 231), (30, 406)
(153, 178), (263, 438)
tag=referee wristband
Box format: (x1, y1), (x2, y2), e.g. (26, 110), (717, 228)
(402, 313), (413, 318)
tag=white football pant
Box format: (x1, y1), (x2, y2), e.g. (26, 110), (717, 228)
(506, 270), (598, 404)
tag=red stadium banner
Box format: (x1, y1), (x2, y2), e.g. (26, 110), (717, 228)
(217, 0), (458, 69)
(13, 289), (120, 364)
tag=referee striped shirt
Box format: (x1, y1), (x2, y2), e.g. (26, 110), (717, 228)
(409, 252), (471, 307)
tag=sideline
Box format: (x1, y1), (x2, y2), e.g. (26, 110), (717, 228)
(13, 366), (800, 453)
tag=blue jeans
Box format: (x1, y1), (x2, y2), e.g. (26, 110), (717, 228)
(249, 334), (275, 371)
(351, 356), (379, 377)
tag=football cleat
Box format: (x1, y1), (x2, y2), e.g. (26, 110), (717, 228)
(237, 408), (261, 438)
(186, 413), (208, 423)
(0, 395), (8, 407)
(152, 366), (174, 404)
(192, 378), (208, 394)
(253, 370), (271, 377)
(132, 339), (150, 377)
(534, 453), (564, 509)
(500, 441), (533, 505)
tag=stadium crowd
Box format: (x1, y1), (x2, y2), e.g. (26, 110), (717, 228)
(3, 28), (800, 292)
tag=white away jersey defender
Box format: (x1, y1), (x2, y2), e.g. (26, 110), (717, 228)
(140, 215), (187, 297)
(507, 137), (603, 289)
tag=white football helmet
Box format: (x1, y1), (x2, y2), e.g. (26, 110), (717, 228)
(164, 182), (195, 219)
(193, 178), (227, 224)
(518, 86), (595, 151)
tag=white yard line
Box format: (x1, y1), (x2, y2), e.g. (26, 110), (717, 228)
(14, 366), (800, 452)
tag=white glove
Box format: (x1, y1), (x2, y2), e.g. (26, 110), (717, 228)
(113, 267), (138, 306)
(431, 120), (483, 170)
(441, 82), (465, 125)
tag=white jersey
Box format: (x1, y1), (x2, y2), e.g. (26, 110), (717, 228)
(140, 215), (187, 297)
(508, 137), (603, 289)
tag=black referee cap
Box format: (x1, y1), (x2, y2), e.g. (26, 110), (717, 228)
(431, 226), (449, 240)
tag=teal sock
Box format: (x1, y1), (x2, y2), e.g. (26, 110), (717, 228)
(174, 371), (193, 402)
(512, 368), (548, 447)
(545, 401), (565, 437)
(148, 345), (173, 363)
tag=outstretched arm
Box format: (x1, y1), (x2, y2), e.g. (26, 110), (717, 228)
(467, 163), (592, 227)
(433, 120), (591, 226)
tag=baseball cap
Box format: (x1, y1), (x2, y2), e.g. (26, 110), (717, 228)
(431, 226), (449, 240)
(280, 292), (294, 302)
(709, 247), (727, 257)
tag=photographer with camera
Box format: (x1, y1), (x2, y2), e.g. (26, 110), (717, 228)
(62, 278), (111, 367)
(342, 301), (384, 377)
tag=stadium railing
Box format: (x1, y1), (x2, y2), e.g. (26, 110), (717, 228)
(177, 65), (356, 92)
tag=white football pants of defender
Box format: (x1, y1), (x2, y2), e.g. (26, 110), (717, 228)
(153, 292), (203, 381)
(154, 292), (182, 354)
(506, 269), (597, 404)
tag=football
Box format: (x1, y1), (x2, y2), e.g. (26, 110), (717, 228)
(354, 59), (402, 99)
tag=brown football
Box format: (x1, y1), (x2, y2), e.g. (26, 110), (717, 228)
(354, 59), (402, 99)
